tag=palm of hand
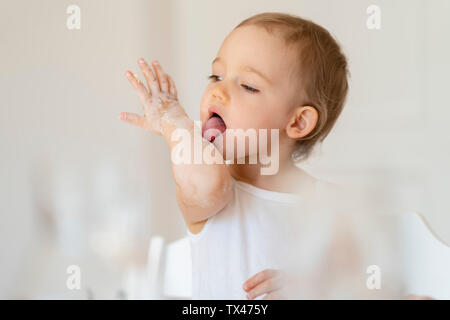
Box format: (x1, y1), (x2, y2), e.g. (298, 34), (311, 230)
(120, 58), (184, 135)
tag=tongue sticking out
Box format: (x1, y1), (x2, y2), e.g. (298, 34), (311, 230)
(202, 115), (226, 143)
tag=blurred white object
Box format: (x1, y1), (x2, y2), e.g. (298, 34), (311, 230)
(146, 235), (165, 299)
(400, 211), (450, 299)
(122, 265), (151, 300)
(146, 236), (192, 299)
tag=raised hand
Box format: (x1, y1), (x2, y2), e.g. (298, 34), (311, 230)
(120, 58), (187, 135)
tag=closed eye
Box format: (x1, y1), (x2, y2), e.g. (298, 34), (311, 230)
(207, 74), (260, 93)
(241, 84), (259, 93)
(207, 74), (222, 82)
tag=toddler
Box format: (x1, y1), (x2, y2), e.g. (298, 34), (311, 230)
(120, 12), (357, 299)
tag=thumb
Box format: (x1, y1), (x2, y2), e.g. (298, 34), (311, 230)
(119, 112), (146, 128)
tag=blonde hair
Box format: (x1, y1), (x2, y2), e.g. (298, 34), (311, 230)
(235, 12), (349, 162)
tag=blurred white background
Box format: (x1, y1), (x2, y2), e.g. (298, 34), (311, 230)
(1, 0), (449, 299)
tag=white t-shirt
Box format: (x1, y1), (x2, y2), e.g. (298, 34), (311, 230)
(186, 176), (337, 299)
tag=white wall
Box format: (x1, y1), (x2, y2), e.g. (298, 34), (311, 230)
(0, 0), (184, 299)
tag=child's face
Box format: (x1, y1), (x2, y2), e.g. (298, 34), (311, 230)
(200, 25), (300, 158)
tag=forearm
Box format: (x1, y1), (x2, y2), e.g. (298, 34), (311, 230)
(160, 109), (232, 216)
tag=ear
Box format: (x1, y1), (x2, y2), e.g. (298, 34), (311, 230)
(285, 106), (319, 139)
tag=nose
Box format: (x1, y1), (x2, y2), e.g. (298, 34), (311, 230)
(211, 81), (229, 104)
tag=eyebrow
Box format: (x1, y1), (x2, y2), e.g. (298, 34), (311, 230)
(212, 57), (272, 85)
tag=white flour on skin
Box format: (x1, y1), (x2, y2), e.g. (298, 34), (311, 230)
(156, 98), (230, 209)
(174, 169), (216, 208)
(141, 92), (192, 135)
(172, 149), (230, 209)
(160, 107), (194, 141)
(160, 103), (193, 131)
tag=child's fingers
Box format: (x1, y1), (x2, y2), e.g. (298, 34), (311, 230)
(152, 60), (169, 93)
(262, 290), (282, 300)
(138, 58), (159, 95)
(119, 112), (146, 128)
(243, 269), (278, 292)
(126, 70), (151, 107)
(167, 74), (178, 99)
(246, 276), (283, 300)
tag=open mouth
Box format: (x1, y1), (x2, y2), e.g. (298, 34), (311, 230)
(202, 112), (227, 143)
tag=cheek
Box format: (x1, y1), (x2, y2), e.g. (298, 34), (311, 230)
(262, 95), (292, 129)
(228, 112), (273, 133)
(229, 95), (263, 128)
(232, 98), (288, 130)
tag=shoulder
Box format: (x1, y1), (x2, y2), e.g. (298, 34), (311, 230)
(293, 168), (340, 198)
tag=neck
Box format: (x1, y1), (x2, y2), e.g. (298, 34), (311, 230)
(227, 150), (303, 194)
